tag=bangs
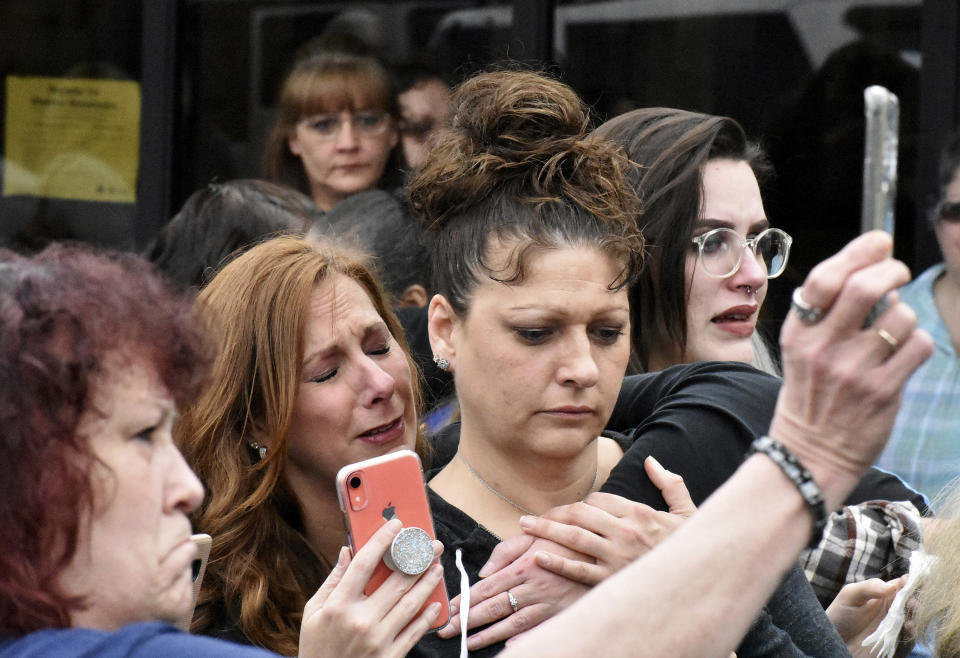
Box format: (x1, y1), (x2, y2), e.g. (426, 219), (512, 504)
(288, 67), (393, 118)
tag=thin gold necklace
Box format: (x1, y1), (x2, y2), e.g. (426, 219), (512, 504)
(457, 451), (599, 516)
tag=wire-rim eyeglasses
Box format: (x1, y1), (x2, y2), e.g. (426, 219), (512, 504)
(298, 111), (392, 141)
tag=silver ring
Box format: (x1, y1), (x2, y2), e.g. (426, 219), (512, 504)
(791, 288), (825, 325)
(507, 590), (519, 613)
(877, 328), (900, 352)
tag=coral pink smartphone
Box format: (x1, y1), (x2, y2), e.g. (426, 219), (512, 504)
(336, 449), (449, 630)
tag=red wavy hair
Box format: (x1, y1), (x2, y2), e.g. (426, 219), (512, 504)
(0, 244), (209, 634)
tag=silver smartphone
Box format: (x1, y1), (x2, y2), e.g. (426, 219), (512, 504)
(861, 85), (899, 327)
(861, 85), (899, 236)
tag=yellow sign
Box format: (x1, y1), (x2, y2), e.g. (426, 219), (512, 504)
(4, 76), (140, 203)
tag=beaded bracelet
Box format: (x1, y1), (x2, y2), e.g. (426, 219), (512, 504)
(748, 436), (828, 548)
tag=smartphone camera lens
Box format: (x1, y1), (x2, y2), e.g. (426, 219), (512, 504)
(349, 476), (362, 489)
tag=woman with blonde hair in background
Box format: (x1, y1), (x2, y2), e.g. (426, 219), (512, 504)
(263, 50), (402, 212)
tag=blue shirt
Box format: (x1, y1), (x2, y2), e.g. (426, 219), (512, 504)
(876, 263), (960, 503)
(0, 622), (275, 657)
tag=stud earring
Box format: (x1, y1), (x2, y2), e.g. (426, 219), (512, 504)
(249, 442), (268, 461)
(433, 355), (450, 371)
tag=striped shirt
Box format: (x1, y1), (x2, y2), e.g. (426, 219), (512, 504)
(876, 263), (960, 503)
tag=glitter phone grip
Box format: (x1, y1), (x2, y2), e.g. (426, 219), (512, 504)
(384, 526), (434, 575)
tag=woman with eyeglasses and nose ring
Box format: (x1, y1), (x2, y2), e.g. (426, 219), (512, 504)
(263, 50), (402, 212)
(875, 131), (960, 502)
(592, 107), (792, 373)
(585, 107), (928, 652)
(688, 223), (792, 368)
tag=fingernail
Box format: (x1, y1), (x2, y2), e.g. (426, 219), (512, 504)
(519, 515), (535, 530)
(437, 619), (457, 638)
(336, 546), (349, 567)
(478, 562), (492, 578)
(646, 455), (664, 471)
(426, 601), (441, 620)
(386, 518), (402, 533)
(534, 550), (552, 567)
(430, 563), (444, 577)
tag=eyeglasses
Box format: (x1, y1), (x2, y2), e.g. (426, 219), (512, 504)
(399, 118), (437, 142)
(937, 200), (960, 222)
(690, 227), (793, 279)
(298, 111), (391, 140)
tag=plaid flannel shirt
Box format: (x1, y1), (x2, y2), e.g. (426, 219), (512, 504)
(800, 500), (924, 607)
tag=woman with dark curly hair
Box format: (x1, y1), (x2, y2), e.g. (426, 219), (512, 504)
(405, 69), (654, 657)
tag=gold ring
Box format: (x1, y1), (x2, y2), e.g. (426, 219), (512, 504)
(877, 328), (899, 351)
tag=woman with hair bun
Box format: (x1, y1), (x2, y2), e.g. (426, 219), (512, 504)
(405, 70), (650, 657)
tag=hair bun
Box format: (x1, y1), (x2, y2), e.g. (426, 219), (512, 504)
(409, 70), (607, 229)
(453, 71), (588, 162)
